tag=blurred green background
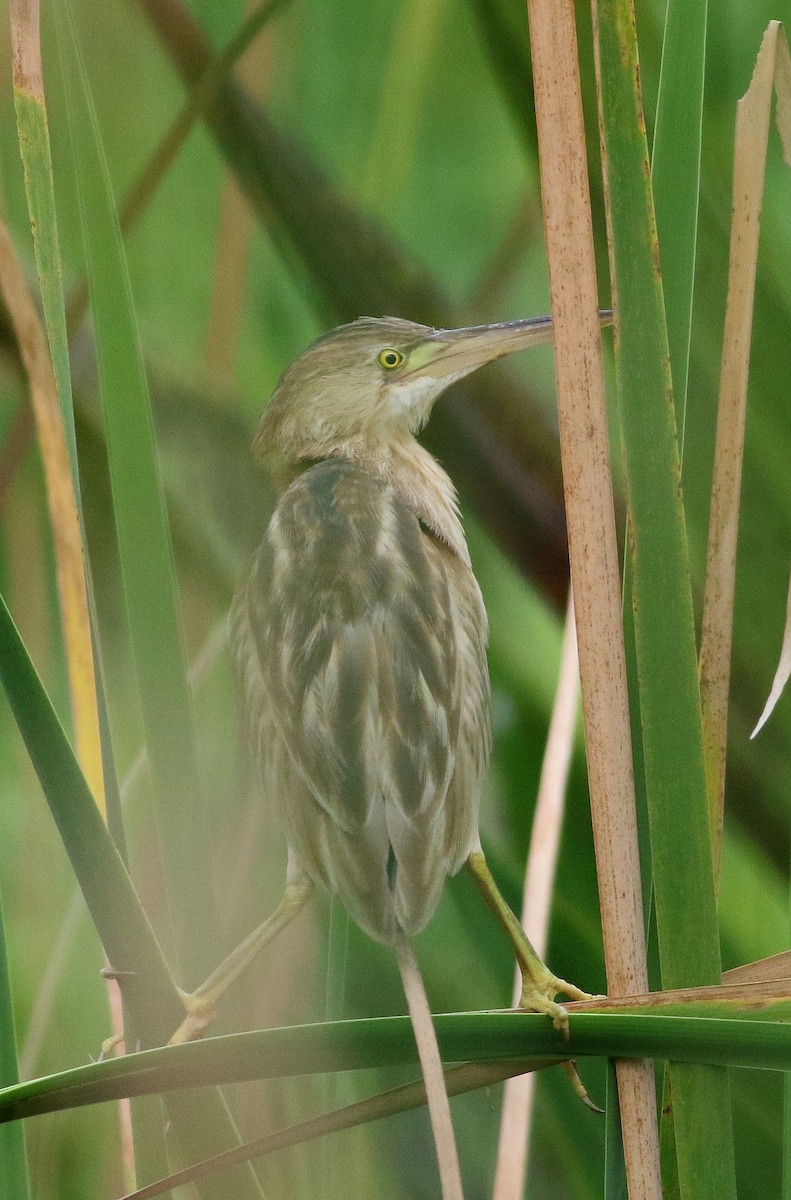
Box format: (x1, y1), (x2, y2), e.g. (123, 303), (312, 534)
(0, 0), (789, 1195)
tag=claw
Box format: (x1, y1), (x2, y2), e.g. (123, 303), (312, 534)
(100, 966), (136, 982)
(552, 975), (598, 1004)
(563, 1060), (604, 1113)
(517, 971), (604, 1108)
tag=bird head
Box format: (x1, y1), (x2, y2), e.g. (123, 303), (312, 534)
(253, 314), (560, 466)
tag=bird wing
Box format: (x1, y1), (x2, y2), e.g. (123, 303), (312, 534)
(231, 457), (489, 942)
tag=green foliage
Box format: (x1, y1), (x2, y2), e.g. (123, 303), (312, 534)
(57, 0), (217, 983)
(0, 0), (788, 1197)
(594, 1), (735, 1196)
(0, 889), (30, 1200)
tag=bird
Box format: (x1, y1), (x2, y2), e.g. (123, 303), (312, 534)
(169, 314), (593, 1195)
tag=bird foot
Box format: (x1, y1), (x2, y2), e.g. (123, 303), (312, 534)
(168, 988), (217, 1046)
(518, 970), (596, 1038)
(99, 1032), (124, 1060)
(518, 973), (604, 1113)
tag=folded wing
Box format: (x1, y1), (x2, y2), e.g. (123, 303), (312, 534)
(231, 458), (489, 942)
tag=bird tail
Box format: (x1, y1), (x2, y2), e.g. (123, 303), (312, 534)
(394, 936), (464, 1200)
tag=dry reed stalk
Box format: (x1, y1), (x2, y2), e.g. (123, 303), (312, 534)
(8, 0), (104, 809)
(522, 0), (661, 1194)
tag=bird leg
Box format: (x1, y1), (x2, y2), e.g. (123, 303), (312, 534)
(466, 850), (592, 1036)
(169, 874), (313, 1045)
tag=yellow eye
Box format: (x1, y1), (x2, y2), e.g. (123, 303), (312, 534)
(378, 348), (404, 370)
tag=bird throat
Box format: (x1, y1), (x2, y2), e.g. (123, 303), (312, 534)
(383, 438), (470, 565)
(291, 437), (470, 565)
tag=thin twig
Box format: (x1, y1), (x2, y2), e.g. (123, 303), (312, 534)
(204, 0), (276, 382)
(493, 590), (579, 1200)
(115, 1060), (545, 1200)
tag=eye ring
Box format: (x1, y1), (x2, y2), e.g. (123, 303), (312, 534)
(378, 347), (404, 370)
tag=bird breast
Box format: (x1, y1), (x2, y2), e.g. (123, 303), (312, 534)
(231, 456), (491, 943)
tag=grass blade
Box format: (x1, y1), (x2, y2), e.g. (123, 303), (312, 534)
(64, 0), (290, 338)
(0, 891), (31, 1200)
(0, 591), (264, 1198)
(652, 0), (707, 433)
(0, 217), (102, 804)
(118, 1062), (533, 1200)
(10, 0), (78, 482)
(591, 1), (737, 1196)
(752, 563), (791, 738)
(0, 592), (178, 1026)
(10, 0), (105, 809)
(3, 996), (791, 1124)
(361, 0), (445, 216)
(701, 23), (791, 864)
(55, 0), (216, 982)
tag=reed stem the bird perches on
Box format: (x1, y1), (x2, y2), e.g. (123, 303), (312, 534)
(169, 314), (597, 1198)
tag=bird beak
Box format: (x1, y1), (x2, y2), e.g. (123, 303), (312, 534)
(403, 311), (611, 382)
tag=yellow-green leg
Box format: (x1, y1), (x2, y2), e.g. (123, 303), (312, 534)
(169, 874), (313, 1045)
(466, 850), (592, 1035)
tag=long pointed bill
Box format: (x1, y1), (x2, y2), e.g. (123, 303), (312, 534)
(405, 310), (612, 382)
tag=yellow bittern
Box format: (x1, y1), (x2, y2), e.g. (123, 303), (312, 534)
(170, 316), (591, 1192)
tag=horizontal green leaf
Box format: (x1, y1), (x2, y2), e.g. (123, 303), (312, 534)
(2, 1001), (790, 1125)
